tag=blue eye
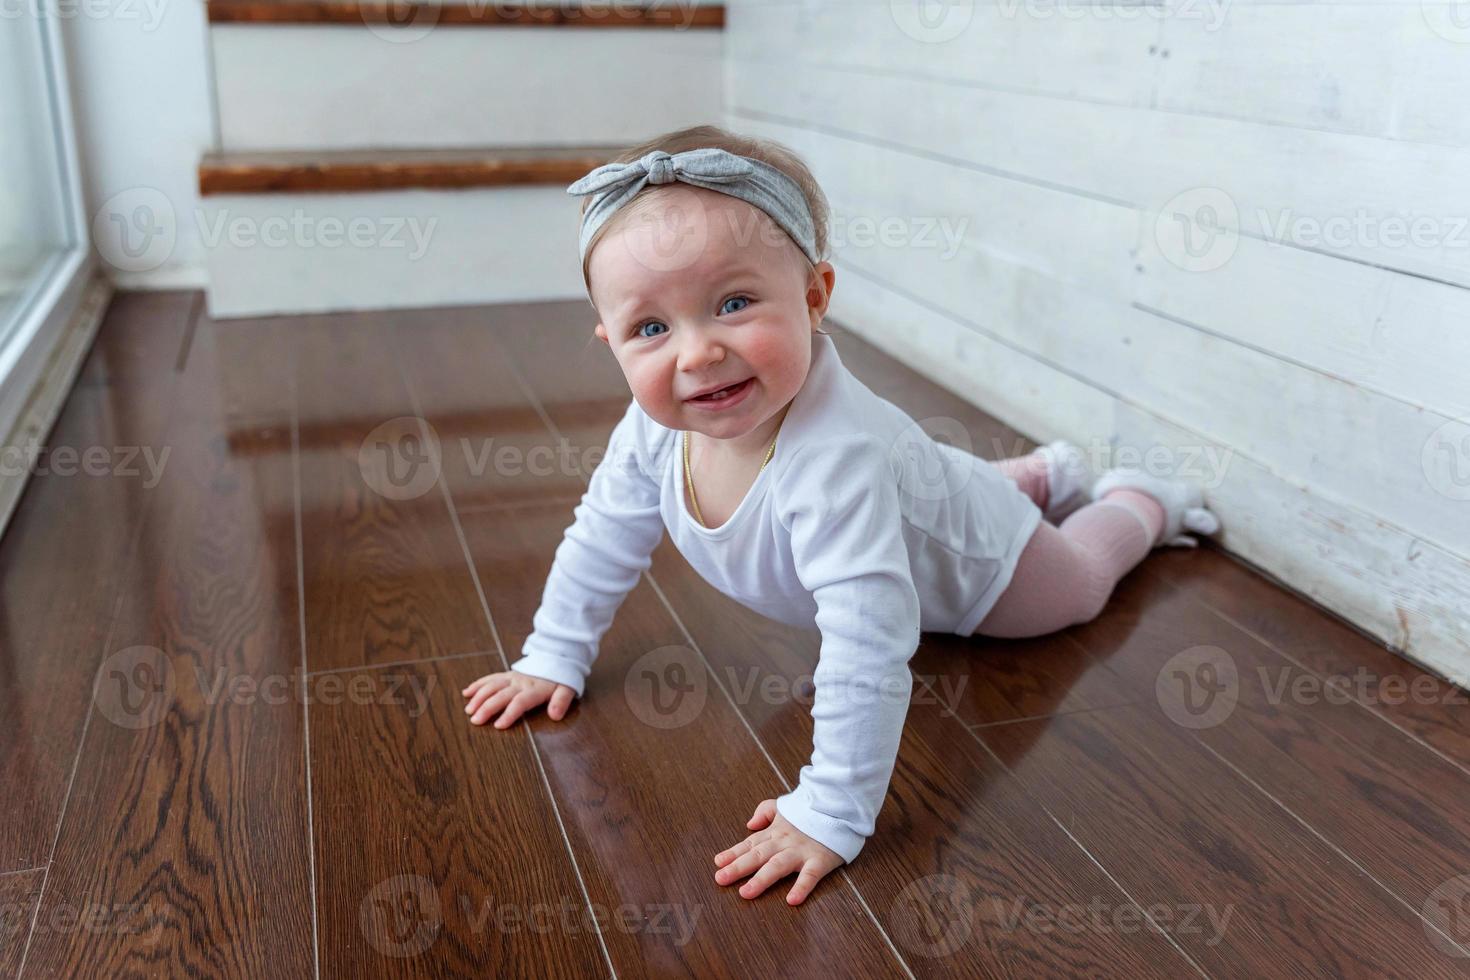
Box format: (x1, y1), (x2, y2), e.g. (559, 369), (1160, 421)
(635, 320), (668, 339)
(721, 296), (750, 314)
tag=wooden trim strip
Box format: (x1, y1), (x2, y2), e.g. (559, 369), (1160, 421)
(207, 0), (724, 28)
(198, 147), (621, 195)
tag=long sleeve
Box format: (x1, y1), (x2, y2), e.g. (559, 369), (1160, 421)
(508, 399), (667, 698)
(772, 434), (922, 864)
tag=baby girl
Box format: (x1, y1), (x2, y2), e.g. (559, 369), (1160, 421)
(460, 125), (1220, 906)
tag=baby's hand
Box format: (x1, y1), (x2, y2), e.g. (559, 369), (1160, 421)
(713, 799), (845, 906)
(462, 670), (576, 728)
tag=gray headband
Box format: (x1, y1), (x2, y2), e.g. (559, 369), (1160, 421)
(565, 147), (821, 281)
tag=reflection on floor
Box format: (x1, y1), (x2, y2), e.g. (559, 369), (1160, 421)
(2, 291), (1467, 977)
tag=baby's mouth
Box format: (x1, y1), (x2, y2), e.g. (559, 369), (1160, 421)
(687, 378), (753, 402)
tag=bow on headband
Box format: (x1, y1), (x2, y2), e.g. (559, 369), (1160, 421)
(565, 147), (822, 277)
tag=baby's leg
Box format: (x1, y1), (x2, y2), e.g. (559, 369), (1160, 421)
(972, 490), (1164, 638)
(993, 452), (1050, 511)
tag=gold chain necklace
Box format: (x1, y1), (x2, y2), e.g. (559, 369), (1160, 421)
(683, 416), (783, 528)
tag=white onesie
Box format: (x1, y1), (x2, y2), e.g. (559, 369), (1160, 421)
(510, 330), (1043, 862)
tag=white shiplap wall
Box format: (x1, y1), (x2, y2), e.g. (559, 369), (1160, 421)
(722, 0), (1470, 685)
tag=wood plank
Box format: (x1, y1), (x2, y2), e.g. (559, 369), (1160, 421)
(199, 146), (624, 196)
(208, 0), (724, 27)
(308, 654), (610, 975)
(456, 501), (911, 975)
(390, 304), (594, 511)
(0, 292), (193, 872)
(295, 313), (495, 671)
(22, 315), (314, 977)
(1052, 557), (1470, 956)
(978, 632), (1467, 977)
(0, 869), (45, 976)
(1147, 546), (1470, 773)
(72, 290), (195, 386)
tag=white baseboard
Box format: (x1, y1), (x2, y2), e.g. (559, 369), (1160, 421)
(0, 276), (114, 539)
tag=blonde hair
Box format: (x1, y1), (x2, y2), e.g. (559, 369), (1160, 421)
(577, 125), (832, 335)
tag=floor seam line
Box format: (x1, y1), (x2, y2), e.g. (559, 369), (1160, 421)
(289, 342), (322, 980)
(396, 330), (618, 980)
(1193, 737), (1470, 958)
(915, 673), (1211, 978)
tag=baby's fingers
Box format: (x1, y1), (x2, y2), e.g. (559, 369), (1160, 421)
(786, 861), (827, 906)
(747, 799), (777, 830)
(546, 686), (575, 720)
(492, 690), (544, 730)
(736, 851), (802, 900)
(461, 674), (503, 699)
(467, 686), (514, 725)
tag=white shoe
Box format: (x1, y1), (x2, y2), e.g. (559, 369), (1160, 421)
(1090, 467), (1221, 548)
(1035, 440), (1094, 523)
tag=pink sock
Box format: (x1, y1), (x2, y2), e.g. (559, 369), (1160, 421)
(974, 495), (1160, 638)
(995, 452), (1050, 512)
(1096, 489), (1165, 547)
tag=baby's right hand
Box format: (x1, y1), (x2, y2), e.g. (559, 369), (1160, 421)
(462, 670), (576, 728)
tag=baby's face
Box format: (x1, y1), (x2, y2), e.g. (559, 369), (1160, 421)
(590, 189), (833, 447)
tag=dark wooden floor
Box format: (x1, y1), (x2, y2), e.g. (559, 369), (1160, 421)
(2, 290), (1468, 978)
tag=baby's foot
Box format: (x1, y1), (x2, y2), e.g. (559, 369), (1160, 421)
(1091, 467), (1221, 548)
(1035, 440), (1094, 523)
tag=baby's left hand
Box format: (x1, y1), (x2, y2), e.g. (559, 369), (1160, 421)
(713, 799), (845, 905)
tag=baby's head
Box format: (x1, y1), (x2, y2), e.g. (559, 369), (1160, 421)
(568, 126), (835, 448)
